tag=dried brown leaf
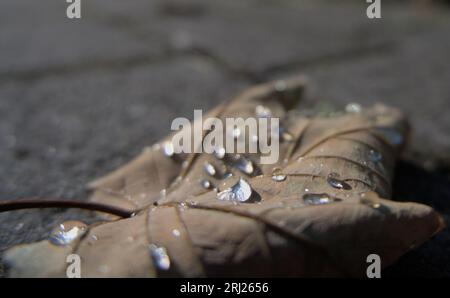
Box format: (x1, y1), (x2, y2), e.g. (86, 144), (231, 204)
(3, 78), (444, 277)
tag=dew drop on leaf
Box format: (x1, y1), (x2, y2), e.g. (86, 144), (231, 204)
(178, 202), (187, 210)
(271, 168), (287, 182)
(162, 141), (175, 157)
(204, 162), (216, 176)
(172, 229), (181, 237)
(201, 179), (212, 189)
(369, 149), (382, 162)
(236, 157), (254, 175)
(345, 103), (362, 113)
(223, 172), (233, 179)
(375, 128), (404, 146)
(149, 244), (171, 270)
(217, 178), (253, 203)
(275, 80), (287, 92)
(279, 126), (294, 142)
(303, 193), (341, 205)
(255, 105), (272, 118)
(327, 173), (352, 190)
(232, 127), (241, 139)
(272, 174), (287, 182)
(49, 221), (87, 246)
(213, 147), (226, 159)
(360, 192), (382, 209)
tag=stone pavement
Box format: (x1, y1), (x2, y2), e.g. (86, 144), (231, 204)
(0, 0), (449, 277)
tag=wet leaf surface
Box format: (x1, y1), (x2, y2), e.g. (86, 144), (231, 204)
(2, 78), (444, 277)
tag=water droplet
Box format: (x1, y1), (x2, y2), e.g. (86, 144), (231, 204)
(272, 174), (287, 182)
(162, 141), (175, 157)
(369, 149), (382, 162)
(232, 127), (241, 139)
(303, 193), (341, 205)
(360, 192), (382, 209)
(187, 199), (198, 206)
(271, 168), (287, 182)
(275, 80), (287, 92)
(375, 128), (403, 146)
(327, 173), (352, 190)
(255, 105), (272, 118)
(204, 162), (216, 176)
(345, 103), (362, 113)
(172, 229), (181, 237)
(217, 178), (253, 203)
(223, 172), (233, 179)
(49, 221), (87, 246)
(213, 147), (226, 159)
(149, 244), (171, 270)
(201, 179), (212, 189)
(178, 202), (188, 212)
(372, 202), (381, 209)
(281, 131), (294, 142)
(236, 157), (254, 175)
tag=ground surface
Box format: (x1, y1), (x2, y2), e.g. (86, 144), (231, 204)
(0, 0), (449, 277)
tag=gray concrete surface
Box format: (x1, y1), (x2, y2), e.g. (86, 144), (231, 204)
(0, 0), (449, 277)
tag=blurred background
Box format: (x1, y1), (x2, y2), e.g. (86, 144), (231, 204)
(0, 0), (449, 277)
